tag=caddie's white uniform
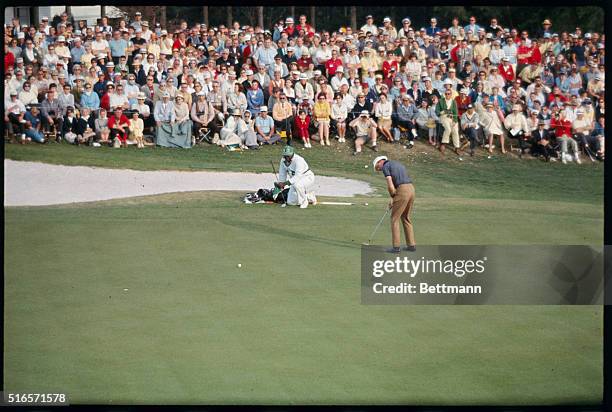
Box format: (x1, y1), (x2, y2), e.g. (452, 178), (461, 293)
(278, 153), (316, 208)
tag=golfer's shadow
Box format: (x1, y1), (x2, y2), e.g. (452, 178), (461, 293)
(216, 217), (357, 250)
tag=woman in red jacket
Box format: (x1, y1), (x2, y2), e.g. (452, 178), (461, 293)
(4, 44), (15, 73)
(294, 109), (312, 148)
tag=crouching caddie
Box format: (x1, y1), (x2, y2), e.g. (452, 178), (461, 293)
(276, 145), (317, 208)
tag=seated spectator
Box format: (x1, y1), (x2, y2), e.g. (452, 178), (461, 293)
(95, 108), (111, 145)
(436, 89), (461, 154)
(531, 120), (555, 161)
(74, 107), (96, 145)
(572, 109), (595, 158)
(312, 94), (331, 145)
(503, 104), (530, 156)
(5, 91), (27, 141)
(255, 106), (281, 145)
(395, 94), (418, 147)
(349, 110), (378, 155)
(331, 93), (348, 143)
(590, 116), (605, 160)
(23, 105), (45, 143)
(108, 106), (130, 148)
(272, 91), (294, 142)
(129, 110), (145, 148)
(550, 110), (581, 164)
(220, 108), (258, 149)
(460, 104), (482, 156)
(41, 89), (62, 140)
(61, 106), (79, 144)
(294, 109), (312, 147)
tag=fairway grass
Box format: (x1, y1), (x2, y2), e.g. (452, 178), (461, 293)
(4, 144), (604, 404)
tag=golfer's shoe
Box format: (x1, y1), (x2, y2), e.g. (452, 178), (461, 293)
(403, 245), (417, 252)
(307, 193), (317, 205)
(386, 247), (401, 254)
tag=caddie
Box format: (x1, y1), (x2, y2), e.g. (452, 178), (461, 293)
(276, 145), (317, 209)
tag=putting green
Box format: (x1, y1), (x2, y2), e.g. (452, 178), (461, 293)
(4, 143), (603, 404)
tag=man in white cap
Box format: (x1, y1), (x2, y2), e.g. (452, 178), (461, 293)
(295, 73), (315, 107)
(255, 106), (281, 144)
(503, 104), (530, 156)
(349, 110), (378, 155)
(330, 66), (349, 92)
(360, 15), (377, 35)
(276, 145), (317, 208)
(373, 156), (416, 253)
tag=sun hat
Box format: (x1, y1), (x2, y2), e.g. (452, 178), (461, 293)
(372, 155), (387, 168)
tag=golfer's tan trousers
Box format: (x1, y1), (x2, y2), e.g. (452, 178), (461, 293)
(390, 183), (416, 248)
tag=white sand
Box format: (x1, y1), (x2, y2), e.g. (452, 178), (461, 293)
(4, 160), (373, 206)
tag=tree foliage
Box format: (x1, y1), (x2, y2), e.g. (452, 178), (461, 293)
(121, 6), (604, 35)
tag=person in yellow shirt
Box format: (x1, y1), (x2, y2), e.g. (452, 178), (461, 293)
(272, 92), (295, 142)
(313, 94), (331, 145)
(360, 48), (378, 77)
(128, 110), (145, 148)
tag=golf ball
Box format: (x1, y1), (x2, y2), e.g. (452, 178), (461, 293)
(123, 288), (129, 291)
(364, 203), (369, 206)
(237, 263), (242, 268)
(364, 165), (368, 168)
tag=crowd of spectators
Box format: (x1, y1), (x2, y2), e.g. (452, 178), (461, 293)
(4, 10), (605, 162)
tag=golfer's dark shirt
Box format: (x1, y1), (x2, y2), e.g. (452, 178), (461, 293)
(382, 160), (412, 187)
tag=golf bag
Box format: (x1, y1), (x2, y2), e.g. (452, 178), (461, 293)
(243, 186), (290, 204)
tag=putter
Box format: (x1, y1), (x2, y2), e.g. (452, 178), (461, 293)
(270, 160), (287, 205)
(366, 207), (391, 245)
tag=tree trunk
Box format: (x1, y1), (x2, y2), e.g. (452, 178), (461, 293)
(227, 6), (233, 28)
(159, 6), (167, 28)
(65, 6), (72, 15)
(310, 6), (316, 30)
(290, 6), (295, 19)
(202, 6), (209, 27)
(101, 6), (106, 18)
(350, 6), (357, 31)
(257, 6), (264, 29)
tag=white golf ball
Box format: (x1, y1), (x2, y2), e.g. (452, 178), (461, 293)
(237, 263), (242, 268)
(364, 165), (368, 168)
(364, 203), (369, 206)
(123, 288), (129, 291)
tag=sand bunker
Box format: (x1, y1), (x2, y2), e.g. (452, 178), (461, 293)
(4, 160), (373, 206)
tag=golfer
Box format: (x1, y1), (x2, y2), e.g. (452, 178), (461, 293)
(276, 146), (317, 209)
(373, 156), (416, 253)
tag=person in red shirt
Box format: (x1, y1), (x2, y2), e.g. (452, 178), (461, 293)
(455, 88), (472, 118)
(100, 83), (114, 112)
(296, 52), (312, 71)
(295, 15), (315, 38)
(450, 39), (469, 64)
(325, 49), (343, 77)
(382, 50), (399, 79)
(172, 31), (188, 50)
(108, 106), (130, 148)
(547, 86), (568, 105)
(549, 109), (581, 163)
(498, 57), (515, 84)
(4, 44), (15, 73)
(516, 39), (541, 74)
(283, 17), (297, 39)
(294, 109), (312, 147)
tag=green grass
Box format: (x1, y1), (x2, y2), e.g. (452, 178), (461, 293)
(3, 143), (604, 404)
